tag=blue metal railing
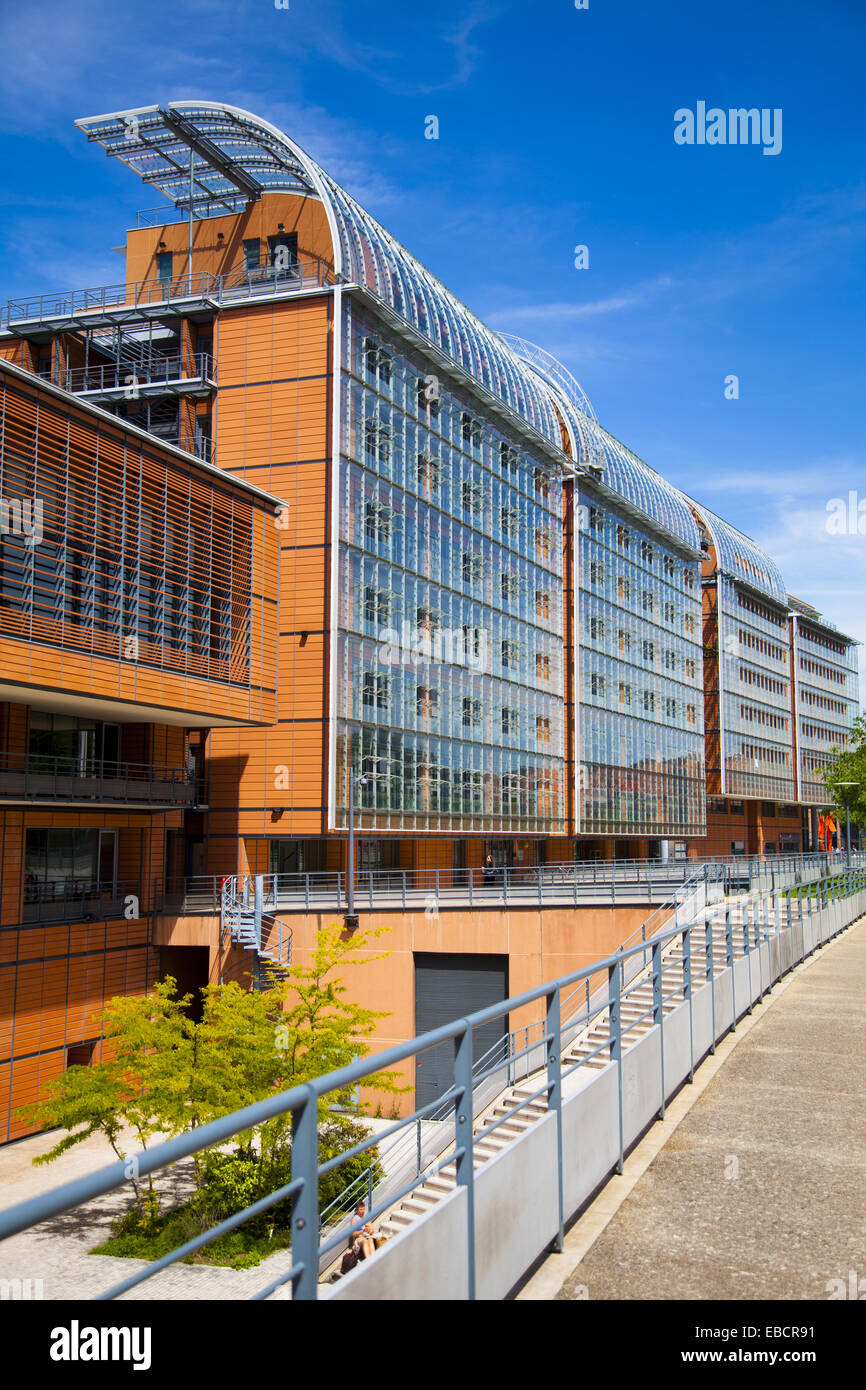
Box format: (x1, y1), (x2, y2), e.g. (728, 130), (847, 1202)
(2, 866), (863, 1300)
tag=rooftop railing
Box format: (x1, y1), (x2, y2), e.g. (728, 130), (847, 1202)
(1, 256), (337, 329)
(19, 877), (143, 925)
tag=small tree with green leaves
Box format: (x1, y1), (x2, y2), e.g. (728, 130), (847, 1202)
(19, 922), (402, 1256)
(822, 714), (866, 838)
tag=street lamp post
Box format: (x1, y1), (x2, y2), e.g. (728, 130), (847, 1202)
(345, 766), (368, 930)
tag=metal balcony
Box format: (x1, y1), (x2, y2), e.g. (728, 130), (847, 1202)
(57, 353), (216, 402)
(0, 753), (198, 808)
(20, 877), (143, 925)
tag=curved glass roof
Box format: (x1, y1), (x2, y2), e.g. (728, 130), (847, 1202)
(688, 499), (787, 604)
(502, 336), (700, 549)
(76, 102), (562, 447)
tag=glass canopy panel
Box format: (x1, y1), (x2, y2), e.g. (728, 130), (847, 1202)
(77, 102), (565, 449)
(689, 500), (788, 604)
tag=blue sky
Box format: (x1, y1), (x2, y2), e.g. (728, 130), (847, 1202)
(2, 0), (865, 680)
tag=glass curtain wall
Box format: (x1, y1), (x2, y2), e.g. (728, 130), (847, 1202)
(717, 577), (795, 800)
(794, 617), (859, 803)
(334, 302), (568, 833)
(578, 494), (705, 836)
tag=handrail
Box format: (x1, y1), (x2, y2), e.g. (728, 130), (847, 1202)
(3, 866), (863, 1300)
(2, 256), (337, 327)
(158, 851), (861, 918)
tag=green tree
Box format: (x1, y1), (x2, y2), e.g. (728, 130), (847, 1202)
(19, 923), (401, 1245)
(822, 714), (866, 833)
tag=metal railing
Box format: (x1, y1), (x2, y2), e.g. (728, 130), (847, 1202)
(2, 256), (337, 328)
(154, 851), (859, 918)
(0, 752), (195, 806)
(19, 878), (143, 925)
(56, 353), (215, 395)
(2, 866), (863, 1299)
(220, 873), (293, 986)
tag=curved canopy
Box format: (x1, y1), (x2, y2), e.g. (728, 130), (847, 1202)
(688, 499), (788, 604)
(76, 102), (563, 447)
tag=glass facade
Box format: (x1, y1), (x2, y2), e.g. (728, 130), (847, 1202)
(716, 577), (795, 800)
(577, 491), (706, 836)
(794, 616), (860, 803)
(334, 302), (568, 833)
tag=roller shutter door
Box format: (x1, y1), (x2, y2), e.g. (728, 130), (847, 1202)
(414, 953), (508, 1110)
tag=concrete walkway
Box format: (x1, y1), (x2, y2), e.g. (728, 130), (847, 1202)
(520, 915), (866, 1302)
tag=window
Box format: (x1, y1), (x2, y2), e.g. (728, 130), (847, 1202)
(590, 561), (605, 588)
(462, 625), (483, 663)
(364, 337), (392, 386)
(364, 421), (391, 464)
(268, 232), (298, 274)
(417, 454), (441, 494)
(534, 467), (551, 499)
(243, 238), (261, 271)
(619, 682), (632, 707)
(501, 442), (520, 474)
(641, 589), (654, 614)
(664, 648), (677, 671)
(501, 574), (520, 602)
(663, 601), (676, 623)
(535, 527), (551, 560)
(416, 606), (439, 640)
(501, 707), (519, 734)
(590, 673), (606, 698)
(416, 686), (439, 719)
(362, 673), (390, 709)
(589, 507), (605, 536)
(684, 657), (696, 679)
(590, 616), (605, 642)
(536, 716), (551, 743)
(536, 589), (550, 619)
(619, 577), (631, 602)
(665, 696), (677, 718)
(462, 482), (483, 517)
(684, 613), (696, 634)
(684, 569), (696, 589)
(617, 525), (631, 551)
(501, 639), (518, 670)
(364, 500), (392, 541)
(500, 506), (519, 538)
(417, 377), (439, 418)
(462, 697), (481, 728)
(461, 412), (482, 453)
(461, 553), (482, 584)
(364, 586), (390, 625)
(641, 540), (654, 565)
(536, 653), (551, 681)
(643, 690), (655, 713)
(685, 704), (697, 725)
(663, 556), (676, 578)
(157, 251), (173, 284)
(619, 628), (632, 654)
(642, 639), (655, 664)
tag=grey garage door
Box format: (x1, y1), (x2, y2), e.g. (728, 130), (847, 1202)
(414, 953), (509, 1111)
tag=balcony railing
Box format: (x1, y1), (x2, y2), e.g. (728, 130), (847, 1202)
(2, 256), (337, 328)
(20, 878), (142, 924)
(0, 752), (197, 807)
(153, 850), (862, 918)
(55, 353), (216, 396)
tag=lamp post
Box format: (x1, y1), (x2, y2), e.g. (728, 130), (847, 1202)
(835, 782), (859, 867)
(345, 766), (367, 930)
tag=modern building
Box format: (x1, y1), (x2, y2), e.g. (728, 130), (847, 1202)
(0, 102), (858, 1137)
